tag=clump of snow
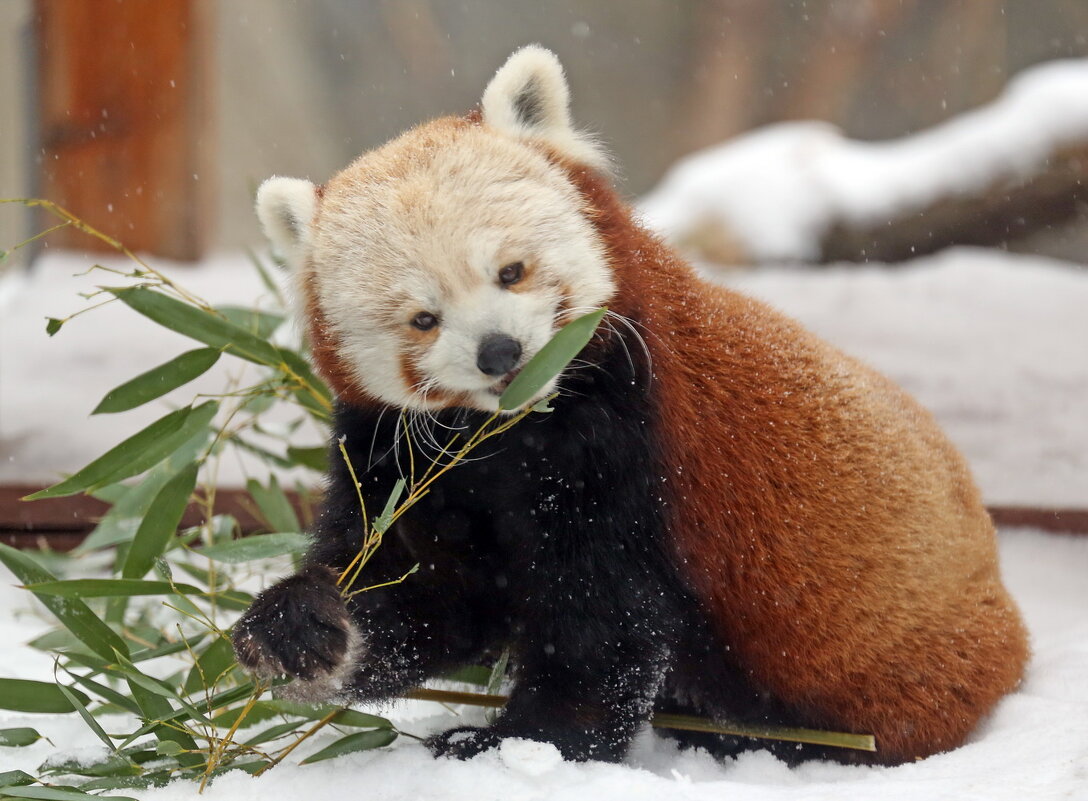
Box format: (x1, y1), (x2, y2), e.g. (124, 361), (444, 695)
(1, 526), (1086, 799)
(639, 59), (1088, 261)
(499, 738), (564, 776)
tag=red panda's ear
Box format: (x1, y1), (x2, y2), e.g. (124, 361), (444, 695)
(255, 177), (318, 269)
(481, 45), (609, 170)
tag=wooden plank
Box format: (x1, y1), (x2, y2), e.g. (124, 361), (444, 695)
(35, 0), (213, 259)
(0, 485), (321, 552)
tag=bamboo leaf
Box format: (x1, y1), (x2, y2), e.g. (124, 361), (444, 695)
(182, 637), (236, 696)
(0, 728), (41, 747)
(0, 544), (129, 660)
(24, 402), (217, 500)
(329, 709), (392, 729)
(75, 431), (210, 554)
(0, 678), (89, 714)
(109, 286), (283, 367)
(92, 348), (221, 414)
(121, 463), (198, 579)
(0, 771), (34, 789)
(372, 479), (405, 534)
(499, 308), (607, 410)
(246, 475), (301, 533)
(199, 532), (309, 564)
(22, 579), (207, 598)
(299, 728), (397, 765)
(0, 786), (138, 801)
(286, 445), (329, 472)
(56, 684), (115, 753)
(216, 306), (284, 339)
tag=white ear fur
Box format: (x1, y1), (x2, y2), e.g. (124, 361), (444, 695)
(255, 176), (318, 267)
(481, 45), (608, 169)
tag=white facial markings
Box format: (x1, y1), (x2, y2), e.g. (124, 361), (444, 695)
(305, 122), (616, 411)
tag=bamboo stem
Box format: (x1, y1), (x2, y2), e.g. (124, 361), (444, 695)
(402, 687), (876, 752)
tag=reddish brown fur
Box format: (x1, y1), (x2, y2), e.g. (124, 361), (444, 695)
(301, 270), (374, 409)
(561, 163), (1029, 764)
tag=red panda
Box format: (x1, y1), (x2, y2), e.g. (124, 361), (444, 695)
(232, 46), (1029, 766)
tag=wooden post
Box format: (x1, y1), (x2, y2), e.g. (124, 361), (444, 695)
(35, 0), (213, 260)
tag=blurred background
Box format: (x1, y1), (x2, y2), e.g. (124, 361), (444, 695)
(2, 0), (1087, 261)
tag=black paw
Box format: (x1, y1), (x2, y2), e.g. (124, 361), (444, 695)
(232, 565), (355, 682)
(425, 726), (505, 760)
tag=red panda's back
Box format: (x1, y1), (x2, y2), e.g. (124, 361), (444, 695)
(570, 165), (1028, 763)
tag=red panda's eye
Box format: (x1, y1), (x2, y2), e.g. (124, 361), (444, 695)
(498, 261), (525, 286)
(411, 311), (438, 331)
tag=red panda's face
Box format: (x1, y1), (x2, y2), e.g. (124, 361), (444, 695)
(256, 47), (615, 412)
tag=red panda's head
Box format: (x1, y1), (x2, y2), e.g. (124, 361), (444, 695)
(256, 46), (615, 412)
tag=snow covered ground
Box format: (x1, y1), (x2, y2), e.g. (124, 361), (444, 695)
(1, 526), (1086, 799)
(2, 246), (1085, 507)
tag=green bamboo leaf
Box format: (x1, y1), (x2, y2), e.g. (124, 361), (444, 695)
(182, 637), (236, 696)
(499, 308), (607, 410)
(24, 402), (217, 500)
(63, 673), (142, 717)
(286, 445), (329, 472)
(0, 544), (129, 660)
(0, 678), (89, 714)
(216, 306), (284, 339)
(92, 348), (221, 415)
(372, 479), (405, 535)
(247, 475), (300, 533)
(123, 677), (201, 766)
(199, 532), (309, 563)
(330, 709), (392, 729)
(299, 728), (398, 765)
(56, 684), (115, 753)
(23, 579), (206, 598)
(0, 728), (41, 747)
(0, 786), (137, 801)
(240, 720), (302, 748)
(121, 463), (198, 579)
(0, 771), (34, 789)
(109, 286), (284, 366)
(75, 430), (211, 554)
(445, 665), (492, 686)
(45, 317), (64, 336)
(119, 682), (258, 750)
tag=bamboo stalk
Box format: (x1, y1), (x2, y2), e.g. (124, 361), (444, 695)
(402, 687), (876, 753)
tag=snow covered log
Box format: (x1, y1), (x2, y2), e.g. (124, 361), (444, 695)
(639, 59), (1088, 266)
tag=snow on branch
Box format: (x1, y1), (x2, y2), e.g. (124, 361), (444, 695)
(639, 59), (1088, 265)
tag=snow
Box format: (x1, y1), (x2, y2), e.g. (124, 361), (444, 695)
(639, 59), (1088, 262)
(1, 526), (1086, 798)
(3, 247), (1085, 507)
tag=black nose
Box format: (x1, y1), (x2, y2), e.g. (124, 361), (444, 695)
(477, 334), (522, 377)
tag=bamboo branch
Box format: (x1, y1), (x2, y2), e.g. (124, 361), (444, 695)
(402, 687), (876, 753)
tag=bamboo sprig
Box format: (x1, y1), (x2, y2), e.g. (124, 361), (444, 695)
(335, 398), (549, 597)
(403, 687), (877, 753)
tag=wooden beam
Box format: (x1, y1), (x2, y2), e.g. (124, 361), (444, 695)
(35, 0), (213, 259)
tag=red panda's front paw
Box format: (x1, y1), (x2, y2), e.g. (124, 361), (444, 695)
(231, 565), (361, 693)
(425, 725), (504, 760)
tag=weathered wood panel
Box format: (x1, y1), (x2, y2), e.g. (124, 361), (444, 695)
(36, 0), (213, 259)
